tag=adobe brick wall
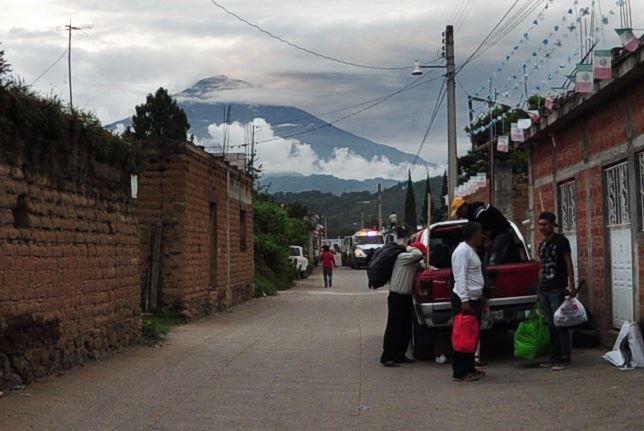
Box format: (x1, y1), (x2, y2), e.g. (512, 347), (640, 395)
(138, 144), (253, 317)
(0, 159), (141, 387)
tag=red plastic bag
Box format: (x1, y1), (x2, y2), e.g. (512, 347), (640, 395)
(452, 313), (480, 353)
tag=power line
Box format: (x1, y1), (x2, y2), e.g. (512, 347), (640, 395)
(409, 78), (448, 171)
(29, 48), (67, 86)
(458, 0), (546, 74)
(207, 0), (413, 71)
(254, 75), (443, 144)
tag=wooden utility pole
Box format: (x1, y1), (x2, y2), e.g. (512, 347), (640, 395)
(445, 25), (458, 217)
(377, 183), (383, 231)
(61, 20), (93, 110)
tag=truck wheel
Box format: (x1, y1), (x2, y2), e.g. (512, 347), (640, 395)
(412, 317), (437, 360)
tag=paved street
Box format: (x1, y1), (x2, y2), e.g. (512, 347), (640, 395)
(1, 266), (643, 430)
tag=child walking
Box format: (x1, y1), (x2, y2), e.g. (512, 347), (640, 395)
(320, 245), (336, 288)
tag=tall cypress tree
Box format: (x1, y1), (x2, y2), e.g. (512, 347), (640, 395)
(404, 171), (417, 230)
(420, 173), (432, 225)
(436, 170), (448, 221)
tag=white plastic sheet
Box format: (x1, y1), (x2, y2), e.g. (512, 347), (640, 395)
(603, 322), (644, 369)
(554, 297), (588, 327)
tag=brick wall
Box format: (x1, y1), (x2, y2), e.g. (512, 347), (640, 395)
(529, 78), (643, 336)
(0, 159), (141, 387)
(138, 144), (253, 317)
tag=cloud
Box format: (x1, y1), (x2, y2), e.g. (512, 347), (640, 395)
(2, 0), (641, 167)
(204, 118), (442, 181)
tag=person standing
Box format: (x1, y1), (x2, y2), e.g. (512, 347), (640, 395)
(380, 242), (427, 367)
(536, 212), (577, 371)
(320, 245), (336, 288)
(451, 222), (486, 382)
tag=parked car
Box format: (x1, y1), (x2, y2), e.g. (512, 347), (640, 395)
(411, 220), (540, 359)
(288, 246), (309, 278)
(348, 229), (385, 269)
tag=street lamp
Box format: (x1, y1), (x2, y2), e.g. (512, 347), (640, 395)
(411, 60), (446, 75)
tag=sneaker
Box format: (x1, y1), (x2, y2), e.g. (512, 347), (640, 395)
(475, 360), (488, 369)
(539, 360), (558, 368)
(452, 373), (479, 382)
(552, 362), (572, 371)
(381, 360), (400, 368)
(474, 369), (486, 378)
(395, 357), (417, 364)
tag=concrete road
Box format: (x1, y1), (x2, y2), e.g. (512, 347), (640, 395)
(1, 267), (643, 430)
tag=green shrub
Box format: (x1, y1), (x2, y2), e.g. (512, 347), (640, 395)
(141, 311), (186, 344)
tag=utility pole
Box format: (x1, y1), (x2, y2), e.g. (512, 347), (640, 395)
(61, 20), (93, 110)
(377, 183), (383, 232)
(445, 25), (458, 218)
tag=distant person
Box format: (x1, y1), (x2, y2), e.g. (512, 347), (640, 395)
(380, 241), (427, 367)
(536, 212), (576, 371)
(320, 245), (336, 288)
(451, 222), (485, 382)
(451, 197), (514, 265)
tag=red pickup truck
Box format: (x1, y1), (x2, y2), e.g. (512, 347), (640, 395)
(411, 220), (540, 359)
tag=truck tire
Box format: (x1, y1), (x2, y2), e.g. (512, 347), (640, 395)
(412, 317), (437, 360)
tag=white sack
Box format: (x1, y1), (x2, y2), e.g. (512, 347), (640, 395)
(603, 322), (644, 368)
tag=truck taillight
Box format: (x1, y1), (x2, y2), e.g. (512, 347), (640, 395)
(419, 280), (433, 298)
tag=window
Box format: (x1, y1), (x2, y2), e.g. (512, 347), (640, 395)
(639, 153), (644, 230)
(605, 161), (630, 227)
(240, 210), (247, 251)
(558, 181), (576, 234)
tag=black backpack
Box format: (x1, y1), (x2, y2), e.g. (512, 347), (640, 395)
(367, 243), (404, 289)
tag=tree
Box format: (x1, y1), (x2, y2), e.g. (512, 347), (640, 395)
(420, 173), (432, 225)
(404, 171), (417, 230)
(435, 170), (448, 221)
(0, 44), (11, 85)
(132, 87), (189, 140)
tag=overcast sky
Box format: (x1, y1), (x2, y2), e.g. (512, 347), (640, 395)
(1, 0), (640, 170)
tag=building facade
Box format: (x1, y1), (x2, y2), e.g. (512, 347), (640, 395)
(137, 143), (254, 317)
(524, 43), (643, 340)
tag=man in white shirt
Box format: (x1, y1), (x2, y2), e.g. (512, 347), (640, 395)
(451, 222), (485, 381)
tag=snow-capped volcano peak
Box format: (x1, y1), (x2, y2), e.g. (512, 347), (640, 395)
(175, 75), (254, 101)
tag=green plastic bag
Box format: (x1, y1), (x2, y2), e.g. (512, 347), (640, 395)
(514, 305), (551, 360)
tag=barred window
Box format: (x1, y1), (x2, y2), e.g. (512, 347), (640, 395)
(558, 181), (576, 234)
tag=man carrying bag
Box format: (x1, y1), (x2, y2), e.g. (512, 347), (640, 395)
(451, 222), (486, 382)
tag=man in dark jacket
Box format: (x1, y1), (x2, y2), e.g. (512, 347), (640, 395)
(451, 197), (515, 265)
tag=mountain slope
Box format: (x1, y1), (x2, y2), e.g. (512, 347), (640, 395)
(106, 76), (438, 168)
(261, 174), (399, 194)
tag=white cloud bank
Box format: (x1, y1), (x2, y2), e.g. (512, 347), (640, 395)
(205, 118), (442, 181)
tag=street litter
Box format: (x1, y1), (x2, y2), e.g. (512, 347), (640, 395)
(554, 297), (588, 327)
(603, 322), (644, 369)
(435, 354), (447, 364)
(358, 405), (370, 412)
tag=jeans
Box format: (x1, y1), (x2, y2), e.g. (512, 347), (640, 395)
(323, 268), (333, 287)
(451, 293), (482, 378)
(380, 292), (413, 363)
(541, 290), (572, 362)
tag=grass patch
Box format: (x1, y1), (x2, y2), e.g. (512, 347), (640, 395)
(141, 311), (186, 344)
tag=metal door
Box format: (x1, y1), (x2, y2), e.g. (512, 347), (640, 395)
(558, 181), (578, 281)
(605, 162), (634, 328)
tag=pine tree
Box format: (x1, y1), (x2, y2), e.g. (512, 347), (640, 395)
(404, 171), (417, 230)
(0, 44), (11, 85)
(420, 173), (432, 225)
(132, 87), (190, 140)
(436, 170), (448, 221)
